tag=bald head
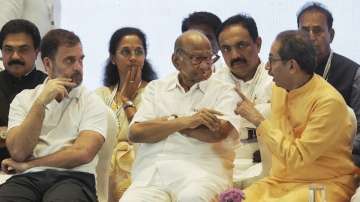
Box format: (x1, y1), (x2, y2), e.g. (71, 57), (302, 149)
(174, 30), (211, 52)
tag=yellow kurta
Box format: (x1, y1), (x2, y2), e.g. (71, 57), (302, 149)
(244, 75), (356, 202)
(96, 86), (144, 200)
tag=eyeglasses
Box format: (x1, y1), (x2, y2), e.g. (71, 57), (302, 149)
(300, 26), (325, 36)
(116, 47), (145, 58)
(267, 56), (284, 66)
(2, 45), (34, 55)
(178, 49), (220, 65)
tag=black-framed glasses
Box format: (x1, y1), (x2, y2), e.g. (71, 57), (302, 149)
(116, 47), (145, 58)
(267, 56), (283, 66)
(178, 48), (219, 65)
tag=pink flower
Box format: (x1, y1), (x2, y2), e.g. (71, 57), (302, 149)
(219, 188), (245, 202)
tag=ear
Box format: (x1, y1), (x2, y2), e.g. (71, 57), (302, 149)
(288, 59), (298, 74)
(110, 54), (116, 65)
(172, 53), (180, 71)
(255, 37), (262, 53)
(42, 57), (53, 76)
(329, 28), (335, 43)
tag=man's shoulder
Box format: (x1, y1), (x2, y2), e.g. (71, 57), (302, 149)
(333, 52), (360, 69)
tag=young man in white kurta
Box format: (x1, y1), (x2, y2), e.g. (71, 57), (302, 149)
(120, 30), (240, 202)
(8, 83), (107, 174)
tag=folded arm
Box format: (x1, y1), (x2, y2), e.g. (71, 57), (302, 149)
(2, 131), (104, 173)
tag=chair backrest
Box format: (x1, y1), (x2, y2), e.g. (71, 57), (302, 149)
(96, 107), (118, 202)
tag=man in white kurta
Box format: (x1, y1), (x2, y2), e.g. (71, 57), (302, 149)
(0, 29), (107, 202)
(120, 31), (240, 202)
(214, 14), (273, 188)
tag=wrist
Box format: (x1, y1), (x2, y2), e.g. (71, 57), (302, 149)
(123, 100), (135, 110)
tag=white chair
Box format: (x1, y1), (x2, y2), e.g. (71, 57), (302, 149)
(0, 107), (118, 202)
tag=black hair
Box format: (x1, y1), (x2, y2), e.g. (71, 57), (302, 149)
(103, 27), (157, 87)
(276, 30), (316, 75)
(297, 1), (333, 30)
(0, 19), (41, 49)
(181, 11), (221, 33)
(216, 13), (258, 42)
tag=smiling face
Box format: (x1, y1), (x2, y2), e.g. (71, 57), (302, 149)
(111, 34), (145, 77)
(1, 32), (38, 77)
(219, 24), (261, 81)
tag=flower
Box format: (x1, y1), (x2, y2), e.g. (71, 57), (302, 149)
(219, 188), (245, 202)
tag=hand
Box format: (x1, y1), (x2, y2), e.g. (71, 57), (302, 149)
(36, 78), (77, 105)
(234, 82), (265, 127)
(186, 108), (223, 131)
(1, 158), (31, 174)
(119, 64), (142, 101)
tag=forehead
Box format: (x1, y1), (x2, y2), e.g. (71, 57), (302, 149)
(56, 43), (83, 58)
(118, 35), (143, 47)
(219, 24), (252, 45)
(182, 37), (211, 53)
(299, 10), (328, 28)
(2, 32), (34, 47)
(270, 40), (281, 55)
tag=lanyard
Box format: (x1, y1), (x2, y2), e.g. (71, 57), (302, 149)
(323, 50), (333, 80)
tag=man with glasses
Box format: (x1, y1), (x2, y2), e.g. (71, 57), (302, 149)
(120, 30), (240, 202)
(0, 19), (47, 163)
(235, 30), (355, 202)
(213, 13), (273, 188)
(297, 2), (360, 167)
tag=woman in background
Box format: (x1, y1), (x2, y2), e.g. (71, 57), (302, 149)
(96, 27), (157, 202)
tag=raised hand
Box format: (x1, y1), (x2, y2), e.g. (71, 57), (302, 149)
(234, 82), (265, 126)
(119, 64), (142, 101)
(37, 78), (77, 106)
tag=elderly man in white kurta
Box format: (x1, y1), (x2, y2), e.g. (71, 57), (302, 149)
(120, 31), (240, 202)
(213, 14), (273, 188)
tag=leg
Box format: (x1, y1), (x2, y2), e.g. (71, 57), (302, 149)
(42, 178), (97, 202)
(0, 174), (42, 202)
(175, 176), (229, 202)
(120, 184), (171, 202)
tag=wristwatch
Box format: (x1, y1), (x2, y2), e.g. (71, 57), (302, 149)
(123, 100), (135, 110)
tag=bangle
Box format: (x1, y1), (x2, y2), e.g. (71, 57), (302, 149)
(123, 100), (135, 110)
(0, 130), (6, 140)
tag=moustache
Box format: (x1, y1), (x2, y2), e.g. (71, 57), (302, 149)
(8, 60), (25, 66)
(230, 58), (247, 66)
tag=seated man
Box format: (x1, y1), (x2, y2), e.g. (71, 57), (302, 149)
(213, 13), (273, 188)
(120, 30), (240, 202)
(0, 29), (108, 202)
(236, 30), (356, 202)
(0, 19), (47, 162)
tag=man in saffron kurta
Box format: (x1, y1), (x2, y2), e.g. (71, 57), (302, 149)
(235, 30), (356, 202)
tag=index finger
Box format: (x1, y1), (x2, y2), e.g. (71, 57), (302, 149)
(235, 82), (250, 102)
(203, 109), (223, 116)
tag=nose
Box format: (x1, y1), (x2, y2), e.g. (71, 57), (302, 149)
(10, 50), (21, 59)
(198, 60), (212, 70)
(74, 60), (83, 71)
(229, 48), (241, 59)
